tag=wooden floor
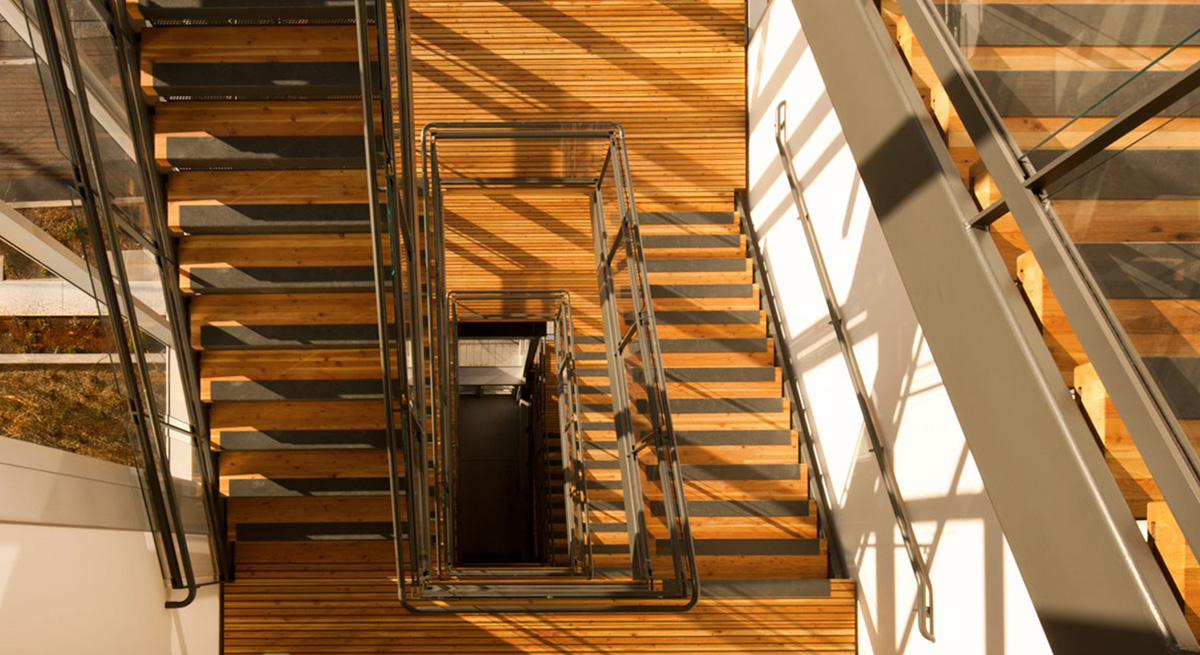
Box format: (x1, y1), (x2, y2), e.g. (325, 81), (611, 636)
(223, 580), (858, 654)
(883, 0), (1200, 639)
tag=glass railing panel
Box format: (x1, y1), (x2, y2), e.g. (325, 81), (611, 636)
(0, 5), (80, 247)
(65, 0), (151, 237)
(0, 265), (135, 466)
(1039, 98), (1200, 523)
(0, 243), (56, 279)
(160, 336), (220, 584)
(0, 27), (142, 469)
(106, 223), (168, 324)
(933, 0), (1200, 164)
(2, 0), (225, 591)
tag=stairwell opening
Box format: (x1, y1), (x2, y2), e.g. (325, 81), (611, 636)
(454, 320), (551, 567)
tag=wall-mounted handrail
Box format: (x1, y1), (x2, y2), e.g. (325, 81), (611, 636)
(773, 100), (934, 641)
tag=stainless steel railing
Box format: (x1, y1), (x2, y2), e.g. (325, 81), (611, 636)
(773, 100), (934, 641)
(351, 0), (428, 608)
(395, 121), (697, 609)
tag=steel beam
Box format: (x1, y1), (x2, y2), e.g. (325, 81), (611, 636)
(899, 0), (1200, 647)
(1026, 60), (1200, 194)
(789, 0), (1196, 651)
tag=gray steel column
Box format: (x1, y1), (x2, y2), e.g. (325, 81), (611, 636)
(788, 0), (1195, 652)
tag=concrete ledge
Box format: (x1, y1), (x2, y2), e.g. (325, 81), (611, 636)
(0, 435), (149, 531)
(0, 279), (167, 315)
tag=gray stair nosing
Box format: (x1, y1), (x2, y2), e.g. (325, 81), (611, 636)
(635, 397), (783, 414)
(163, 135), (374, 171)
(219, 429), (387, 450)
(176, 203), (373, 234)
(650, 499), (810, 518)
(226, 477), (394, 497)
(644, 463), (801, 481)
(235, 521), (395, 542)
(151, 61), (379, 99)
(945, 4), (1200, 48)
(139, 0), (372, 21)
(1079, 242), (1200, 299)
(978, 69), (1198, 118)
(637, 211), (736, 225)
(657, 537), (821, 557)
(701, 578), (831, 597)
(209, 379), (385, 402)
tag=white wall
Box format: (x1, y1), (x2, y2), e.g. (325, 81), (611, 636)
(0, 437), (219, 655)
(747, 3), (1052, 654)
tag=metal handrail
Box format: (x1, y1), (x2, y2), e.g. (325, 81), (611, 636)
(352, 0), (425, 610)
(592, 128), (698, 605)
(32, 0), (207, 607)
(444, 299), (460, 571)
(106, 0), (228, 587)
(405, 122), (697, 610)
(556, 298), (594, 577)
(774, 100), (934, 641)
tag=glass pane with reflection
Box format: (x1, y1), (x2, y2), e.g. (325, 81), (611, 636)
(1040, 94), (1200, 520)
(934, 1), (1200, 164)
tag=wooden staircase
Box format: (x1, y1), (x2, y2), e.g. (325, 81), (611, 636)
(576, 211), (826, 580)
(883, 0), (1200, 640)
(133, 0), (856, 651)
(137, 0), (417, 596)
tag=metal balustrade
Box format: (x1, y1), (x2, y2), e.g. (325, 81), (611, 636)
(350, 111), (699, 607)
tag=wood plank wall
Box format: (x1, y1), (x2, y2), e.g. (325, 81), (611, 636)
(411, 0), (746, 209)
(414, 0), (746, 324)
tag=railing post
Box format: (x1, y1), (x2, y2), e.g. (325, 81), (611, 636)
(590, 182), (652, 581)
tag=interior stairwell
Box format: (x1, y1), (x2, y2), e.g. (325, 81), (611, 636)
(131, 0), (857, 651)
